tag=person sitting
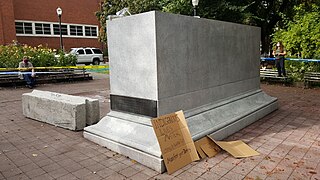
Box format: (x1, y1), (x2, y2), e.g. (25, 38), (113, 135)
(18, 56), (36, 88)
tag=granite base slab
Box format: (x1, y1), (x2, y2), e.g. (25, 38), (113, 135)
(84, 90), (277, 172)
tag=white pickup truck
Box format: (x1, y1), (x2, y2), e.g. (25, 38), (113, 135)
(70, 47), (103, 65)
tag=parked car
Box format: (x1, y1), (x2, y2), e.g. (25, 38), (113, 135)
(69, 47), (103, 65)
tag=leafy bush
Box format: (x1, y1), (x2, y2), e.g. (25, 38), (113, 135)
(285, 60), (320, 81)
(55, 51), (77, 66)
(0, 42), (76, 68)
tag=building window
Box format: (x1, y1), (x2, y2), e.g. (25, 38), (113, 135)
(85, 26), (97, 36)
(53, 24), (68, 35)
(70, 25), (83, 36)
(15, 20), (98, 38)
(35, 23), (51, 35)
(15, 22), (33, 34)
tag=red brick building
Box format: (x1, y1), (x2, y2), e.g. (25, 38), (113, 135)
(0, 0), (103, 51)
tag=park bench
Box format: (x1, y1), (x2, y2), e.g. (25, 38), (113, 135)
(260, 69), (292, 85)
(304, 72), (320, 88)
(0, 68), (92, 87)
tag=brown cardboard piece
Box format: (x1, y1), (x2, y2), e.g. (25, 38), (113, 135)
(194, 136), (220, 158)
(207, 135), (259, 158)
(151, 110), (199, 174)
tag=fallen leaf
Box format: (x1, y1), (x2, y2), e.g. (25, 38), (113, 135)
(309, 171), (317, 175)
(131, 160), (137, 164)
(32, 154), (38, 157)
(264, 156), (271, 160)
(244, 177), (254, 180)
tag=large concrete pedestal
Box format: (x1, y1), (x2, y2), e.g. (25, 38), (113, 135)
(84, 11), (278, 173)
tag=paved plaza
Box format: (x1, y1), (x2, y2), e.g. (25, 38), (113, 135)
(0, 74), (319, 180)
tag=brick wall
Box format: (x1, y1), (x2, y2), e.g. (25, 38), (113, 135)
(13, 0), (100, 25)
(0, 0), (17, 44)
(0, 0), (103, 50)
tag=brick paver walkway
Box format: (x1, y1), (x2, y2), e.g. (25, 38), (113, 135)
(0, 76), (319, 180)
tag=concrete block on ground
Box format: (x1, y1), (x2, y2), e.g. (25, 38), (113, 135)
(22, 90), (100, 130)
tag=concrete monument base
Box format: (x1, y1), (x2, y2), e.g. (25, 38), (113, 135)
(84, 89), (277, 172)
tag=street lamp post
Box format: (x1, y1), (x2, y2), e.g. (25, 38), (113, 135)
(56, 7), (63, 51)
(192, 0), (199, 16)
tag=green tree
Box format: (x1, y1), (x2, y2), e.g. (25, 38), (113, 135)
(273, 4), (320, 59)
(96, 0), (318, 55)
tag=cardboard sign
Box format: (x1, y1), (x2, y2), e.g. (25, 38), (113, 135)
(194, 136), (220, 158)
(207, 135), (259, 158)
(151, 110), (199, 174)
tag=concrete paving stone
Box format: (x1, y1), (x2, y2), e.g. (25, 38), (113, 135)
(1, 167), (23, 178)
(56, 173), (79, 180)
(245, 169), (268, 180)
(215, 157), (239, 171)
(100, 158), (118, 167)
(222, 170), (246, 180)
(42, 162), (62, 172)
(120, 157), (138, 166)
(130, 163), (147, 172)
(72, 167), (92, 178)
(264, 163), (294, 179)
(5, 173), (29, 180)
(19, 162), (39, 172)
(86, 163), (106, 172)
(91, 154), (109, 163)
(152, 173), (176, 180)
(80, 148), (102, 158)
(185, 165), (209, 177)
(25, 168), (46, 178)
(79, 158), (98, 167)
(288, 146), (309, 159)
(1, 77), (320, 179)
(109, 162), (130, 172)
(209, 165), (230, 177)
(63, 162), (83, 173)
(96, 167), (115, 178)
(129, 171), (152, 180)
(56, 158), (76, 167)
(176, 171), (200, 180)
(11, 157), (33, 167)
(199, 170), (221, 179)
(102, 172), (126, 180)
(140, 167), (159, 177)
(191, 160), (214, 172)
(289, 168), (313, 180)
(119, 167), (139, 178)
(47, 168), (70, 179)
(50, 154), (70, 162)
(256, 147), (273, 155)
(31, 173), (54, 180)
(231, 161), (256, 176)
(82, 173), (103, 180)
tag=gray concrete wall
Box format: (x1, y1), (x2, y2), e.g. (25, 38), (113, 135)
(107, 11), (261, 116)
(107, 11), (158, 101)
(155, 12), (261, 115)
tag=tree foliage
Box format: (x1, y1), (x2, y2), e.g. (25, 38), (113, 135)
(273, 4), (320, 59)
(96, 0), (320, 56)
